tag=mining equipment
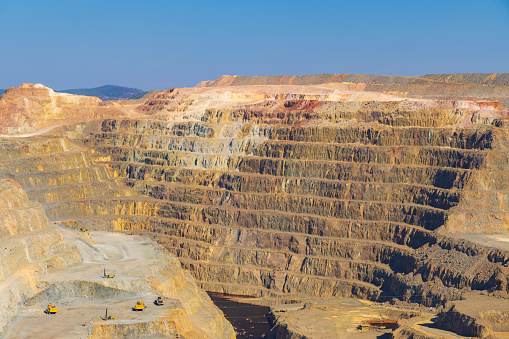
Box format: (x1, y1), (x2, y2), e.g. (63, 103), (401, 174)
(102, 308), (115, 320)
(79, 227), (90, 235)
(45, 303), (58, 314)
(358, 320), (397, 331)
(103, 268), (115, 278)
(155, 296), (164, 306)
(134, 301), (145, 311)
(366, 320), (397, 329)
(358, 324), (371, 331)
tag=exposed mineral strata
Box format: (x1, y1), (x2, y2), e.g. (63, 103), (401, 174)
(1, 74), (509, 338)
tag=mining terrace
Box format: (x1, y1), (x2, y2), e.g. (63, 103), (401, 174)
(1, 73), (509, 338)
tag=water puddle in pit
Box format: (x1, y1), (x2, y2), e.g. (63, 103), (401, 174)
(207, 292), (271, 338)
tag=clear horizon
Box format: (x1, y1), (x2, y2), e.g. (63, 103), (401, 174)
(1, 0), (508, 91)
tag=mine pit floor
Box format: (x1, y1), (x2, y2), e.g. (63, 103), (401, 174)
(448, 232), (509, 252)
(4, 298), (179, 338)
(268, 298), (470, 339)
(2, 226), (182, 339)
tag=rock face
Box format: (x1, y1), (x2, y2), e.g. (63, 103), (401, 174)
(0, 83), (126, 134)
(2, 75), (509, 337)
(0, 179), (81, 334)
(436, 293), (509, 338)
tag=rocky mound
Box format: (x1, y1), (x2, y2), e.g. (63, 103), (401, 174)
(0, 84), (127, 134)
(197, 73), (509, 88)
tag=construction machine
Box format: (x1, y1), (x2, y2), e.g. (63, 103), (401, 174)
(134, 300), (145, 311)
(366, 320), (397, 329)
(46, 303), (58, 314)
(102, 308), (115, 320)
(155, 296), (164, 306)
(103, 268), (115, 278)
(79, 227), (90, 235)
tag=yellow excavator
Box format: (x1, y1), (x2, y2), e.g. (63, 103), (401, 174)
(79, 227), (90, 235)
(155, 296), (164, 306)
(134, 301), (145, 311)
(46, 303), (58, 314)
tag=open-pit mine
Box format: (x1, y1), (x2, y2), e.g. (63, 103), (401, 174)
(2, 73), (509, 338)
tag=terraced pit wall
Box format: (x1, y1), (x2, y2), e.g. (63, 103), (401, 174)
(2, 98), (509, 308)
(80, 104), (509, 305)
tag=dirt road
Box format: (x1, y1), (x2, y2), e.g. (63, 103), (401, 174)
(0, 125), (63, 138)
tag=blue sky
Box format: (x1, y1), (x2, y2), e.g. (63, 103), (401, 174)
(0, 0), (508, 90)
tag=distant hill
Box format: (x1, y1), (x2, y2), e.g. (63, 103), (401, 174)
(56, 85), (144, 101)
(129, 91), (151, 100)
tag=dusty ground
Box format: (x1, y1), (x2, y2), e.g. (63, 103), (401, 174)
(406, 315), (470, 339)
(2, 227), (186, 339)
(0, 124), (64, 138)
(268, 298), (470, 339)
(448, 233), (509, 252)
(4, 299), (183, 338)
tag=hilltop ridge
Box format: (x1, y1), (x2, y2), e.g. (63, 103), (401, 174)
(1, 85), (145, 101)
(0, 83), (127, 134)
(197, 73), (509, 108)
(197, 73), (509, 86)
(56, 85), (145, 101)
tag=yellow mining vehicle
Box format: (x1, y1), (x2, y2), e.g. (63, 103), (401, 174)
(134, 301), (145, 311)
(155, 296), (164, 306)
(103, 268), (115, 278)
(46, 303), (58, 314)
(102, 308), (115, 320)
(79, 227), (90, 235)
